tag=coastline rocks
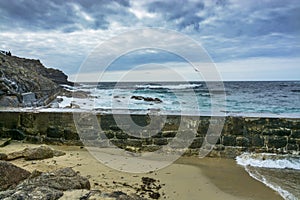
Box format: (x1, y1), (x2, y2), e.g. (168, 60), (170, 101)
(131, 96), (162, 103)
(5, 145), (66, 161)
(0, 53), (73, 107)
(0, 167), (90, 200)
(0, 161), (31, 191)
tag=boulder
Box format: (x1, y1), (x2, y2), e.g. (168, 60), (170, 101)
(0, 161), (31, 191)
(6, 145), (66, 161)
(0, 167), (90, 200)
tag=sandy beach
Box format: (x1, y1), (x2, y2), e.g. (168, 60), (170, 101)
(0, 141), (283, 200)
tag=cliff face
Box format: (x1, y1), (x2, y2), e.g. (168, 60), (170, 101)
(0, 53), (72, 107)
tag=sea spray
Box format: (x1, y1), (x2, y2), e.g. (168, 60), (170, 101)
(237, 153), (300, 200)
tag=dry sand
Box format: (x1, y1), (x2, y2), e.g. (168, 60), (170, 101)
(1, 142), (283, 200)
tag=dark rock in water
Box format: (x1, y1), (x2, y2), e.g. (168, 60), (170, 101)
(0, 161), (31, 191)
(5, 145), (66, 161)
(0, 167), (90, 200)
(131, 96), (162, 103)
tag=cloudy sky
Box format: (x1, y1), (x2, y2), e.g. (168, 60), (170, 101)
(0, 0), (299, 81)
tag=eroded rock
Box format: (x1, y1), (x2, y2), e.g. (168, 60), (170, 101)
(5, 145), (66, 161)
(0, 161), (31, 191)
(0, 167), (90, 200)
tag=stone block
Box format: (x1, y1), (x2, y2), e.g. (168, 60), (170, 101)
(142, 138), (153, 145)
(46, 126), (61, 138)
(267, 136), (287, 148)
(286, 143), (298, 151)
(251, 135), (264, 147)
(161, 131), (177, 138)
(142, 145), (161, 152)
(262, 128), (291, 136)
(222, 135), (236, 146)
(126, 139), (143, 147)
(153, 138), (168, 145)
(63, 129), (79, 140)
(206, 135), (221, 145)
(291, 130), (300, 138)
(115, 132), (129, 139)
(103, 131), (115, 139)
(236, 136), (250, 147)
(189, 137), (204, 149)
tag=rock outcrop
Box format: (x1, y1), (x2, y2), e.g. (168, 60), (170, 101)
(0, 167), (90, 200)
(0, 53), (73, 107)
(131, 96), (162, 103)
(4, 145), (66, 161)
(0, 161), (31, 191)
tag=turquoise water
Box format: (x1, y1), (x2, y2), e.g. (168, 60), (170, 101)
(68, 81), (300, 116)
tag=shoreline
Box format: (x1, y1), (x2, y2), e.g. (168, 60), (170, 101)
(1, 108), (300, 118)
(1, 142), (283, 199)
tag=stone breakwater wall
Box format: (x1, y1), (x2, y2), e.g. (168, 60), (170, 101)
(0, 111), (299, 158)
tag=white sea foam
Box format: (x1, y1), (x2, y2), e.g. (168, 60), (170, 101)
(135, 83), (202, 90)
(236, 153), (300, 200)
(236, 153), (300, 170)
(244, 166), (298, 200)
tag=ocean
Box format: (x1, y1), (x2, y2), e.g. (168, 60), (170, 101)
(59, 81), (300, 200)
(60, 81), (300, 117)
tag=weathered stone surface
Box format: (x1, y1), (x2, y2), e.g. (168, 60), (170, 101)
(291, 130), (300, 138)
(0, 153), (7, 160)
(7, 129), (25, 140)
(153, 138), (168, 145)
(222, 135), (236, 146)
(6, 145), (66, 161)
(0, 185), (63, 200)
(5, 150), (24, 160)
(262, 128), (291, 136)
(0, 53), (71, 107)
(0, 138), (11, 147)
(23, 145), (57, 160)
(189, 137), (204, 149)
(267, 136), (287, 148)
(286, 143), (298, 151)
(0, 161), (31, 191)
(251, 135), (265, 147)
(236, 136), (250, 147)
(0, 112), (300, 158)
(115, 131), (129, 139)
(0, 167), (90, 200)
(0, 96), (19, 107)
(161, 131), (177, 138)
(63, 128), (79, 140)
(47, 126), (61, 138)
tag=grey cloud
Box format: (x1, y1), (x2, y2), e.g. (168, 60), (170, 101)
(147, 0), (205, 30)
(0, 0), (131, 31)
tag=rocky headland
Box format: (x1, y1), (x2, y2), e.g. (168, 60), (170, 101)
(0, 52), (73, 107)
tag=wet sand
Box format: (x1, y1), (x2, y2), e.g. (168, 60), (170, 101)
(1, 142), (283, 200)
